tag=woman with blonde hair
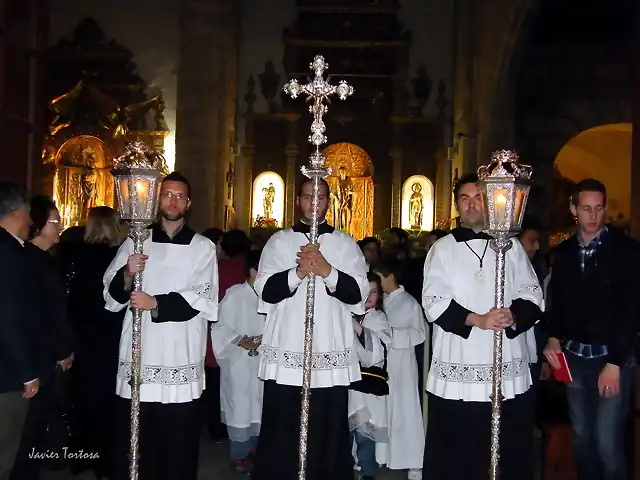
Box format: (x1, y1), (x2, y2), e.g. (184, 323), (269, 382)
(84, 205), (125, 246)
(59, 206), (126, 479)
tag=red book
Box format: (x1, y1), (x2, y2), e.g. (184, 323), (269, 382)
(551, 352), (573, 383)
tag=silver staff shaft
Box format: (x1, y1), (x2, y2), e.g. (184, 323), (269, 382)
(489, 238), (510, 480)
(283, 55), (353, 480)
(129, 225), (146, 480)
(297, 175), (322, 479)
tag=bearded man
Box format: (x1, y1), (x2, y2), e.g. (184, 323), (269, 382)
(104, 172), (219, 480)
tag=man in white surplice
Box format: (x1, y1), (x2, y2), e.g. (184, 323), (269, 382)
(103, 172), (218, 480)
(211, 249), (264, 474)
(421, 174), (543, 480)
(252, 178), (369, 480)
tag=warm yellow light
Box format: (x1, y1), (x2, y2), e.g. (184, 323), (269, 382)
(496, 193), (506, 205)
(401, 175), (434, 231)
(252, 171), (285, 228)
(164, 133), (176, 172)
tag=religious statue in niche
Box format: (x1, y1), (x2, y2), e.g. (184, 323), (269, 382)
(262, 183), (276, 220)
(331, 167), (355, 232)
(409, 182), (424, 229)
(81, 146), (100, 213)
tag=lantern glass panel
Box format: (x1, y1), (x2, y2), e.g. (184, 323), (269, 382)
(134, 179), (151, 215)
(513, 187), (527, 229)
(117, 178), (132, 219)
(492, 187), (509, 226)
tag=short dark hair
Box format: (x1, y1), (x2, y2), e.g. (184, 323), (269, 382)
(297, 178), (330, 197)
(519, 215), (543, 238)
(453, 173), (479, 201)
(571, 178), (606, 206)
(429, 229), (448, 240)
(201, 227), (224, 244)
(29, 195), (57, 239)
(389, 227), (409, 244)
(0, 182), (28, 219)
(371, 257), (401, 279)
(359, 236), (380, 251)
(245, 249), (262, 277)
(366, 271), (383, 310)
(162, 171), (191, 198)
(221, 229), (251, 258)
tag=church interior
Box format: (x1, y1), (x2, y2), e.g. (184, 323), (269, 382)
(1, 0), (639, 476)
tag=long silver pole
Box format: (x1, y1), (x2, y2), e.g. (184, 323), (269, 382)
(489, 238), (510, 480)
(129, 224), (148, 480)
(283, 55), (353, 480)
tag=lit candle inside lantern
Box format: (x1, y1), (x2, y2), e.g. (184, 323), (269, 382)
(495, 192), (507, 224)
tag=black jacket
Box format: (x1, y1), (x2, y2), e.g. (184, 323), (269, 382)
(547, 228), (640, 366)
(0, 228), (50, 392)
(25, 242), (75, 363)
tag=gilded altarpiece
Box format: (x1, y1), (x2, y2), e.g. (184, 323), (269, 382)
(323, 143), (374, 239)
(51, 135), (114, 227)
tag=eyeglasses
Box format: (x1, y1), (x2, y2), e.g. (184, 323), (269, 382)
(161, 192), (189, 201)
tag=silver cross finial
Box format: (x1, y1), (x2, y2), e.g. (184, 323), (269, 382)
(283, 55), (354, 166)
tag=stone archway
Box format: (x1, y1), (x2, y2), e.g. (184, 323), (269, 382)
(502, 0), (634, 222)
(552, 123), (632, 228)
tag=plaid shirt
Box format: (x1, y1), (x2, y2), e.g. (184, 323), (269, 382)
(565, 227), (609, 359)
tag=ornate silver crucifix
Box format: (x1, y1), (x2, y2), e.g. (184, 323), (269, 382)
(283, 55), (353, 480)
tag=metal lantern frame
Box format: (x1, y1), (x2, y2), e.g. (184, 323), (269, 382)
(111, 140), (167, 480)
(283, 55), (353, 480)
(477, 149), (532, 480)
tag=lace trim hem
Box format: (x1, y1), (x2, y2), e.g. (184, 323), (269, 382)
(259, 345), (357, 370)
(117, 360), (203, 385)
(431, 357), (527, 383)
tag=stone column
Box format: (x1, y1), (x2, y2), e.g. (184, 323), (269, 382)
(175, 0), (239, 231)
(284, 117), (299, 227)
(390, 146), (403, 228)
(237, 144), (254, 231)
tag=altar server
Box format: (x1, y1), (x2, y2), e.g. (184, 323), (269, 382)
(252, 178), (370, 480)
(211, 249), (264, 474)
(421, 174), (543, 480)
(348, 272), (391, 480)
(373, 259), (427, 480)
(103, 172), (218, 480)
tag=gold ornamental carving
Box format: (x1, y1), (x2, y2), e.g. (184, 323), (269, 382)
(323, 143), (374, 239)
(42, 81), (170, 228)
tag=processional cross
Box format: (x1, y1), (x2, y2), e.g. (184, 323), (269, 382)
(283, 55), (353, 480)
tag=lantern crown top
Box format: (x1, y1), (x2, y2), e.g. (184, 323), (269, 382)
(478, 149), (532, 182)
(113, 140), (169, 175)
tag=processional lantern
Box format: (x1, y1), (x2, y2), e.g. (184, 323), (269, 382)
(283, 55), (353, 480)
(111, 140), (167, 480)
(477, 149), (532, 480)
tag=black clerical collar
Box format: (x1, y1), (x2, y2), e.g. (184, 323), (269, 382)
(292, 221), (335, 235)
(149, 222), (196, 245)
(450, 227), (492, 242)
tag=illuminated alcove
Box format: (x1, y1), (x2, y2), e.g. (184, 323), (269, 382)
(252, 171), (285, 228)
(401, 175), (434, 231)
(554, 123), (632, 220)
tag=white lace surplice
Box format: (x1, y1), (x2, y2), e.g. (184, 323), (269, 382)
(254, 228), (370, 388)
(211, 282), (264, 442)
(103, 234), (218, 403)
(422, 235), (544, 402)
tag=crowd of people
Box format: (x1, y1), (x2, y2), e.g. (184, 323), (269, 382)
(0, 171), (636, 480)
